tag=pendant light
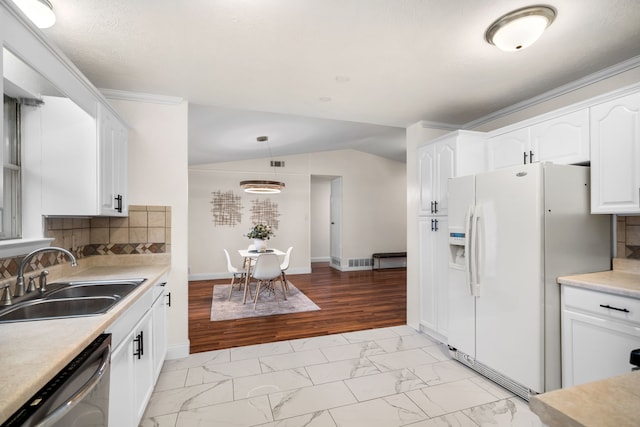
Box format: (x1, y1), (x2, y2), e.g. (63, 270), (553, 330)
(240, 136), (285, 194)
(12, 0), (56, 29)
(485, 5), (556, 52)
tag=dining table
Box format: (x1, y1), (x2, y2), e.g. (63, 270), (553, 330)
(237, 248), (286, 304)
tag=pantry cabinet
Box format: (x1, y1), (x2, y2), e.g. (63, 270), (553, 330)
(561, 285), (640, 387)
(418, 130), (486, 216)
(590, 91), (640, 214)
(487, 109), (589, 170)
(419, 216), (449, 340)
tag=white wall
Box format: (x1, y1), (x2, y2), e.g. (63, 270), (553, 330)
(109, 98), (190, 359)
(310, 176), (331, 262)
(189, 149), (407, 277)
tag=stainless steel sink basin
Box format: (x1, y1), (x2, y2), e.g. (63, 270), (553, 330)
(0, 278), (146, 323)
(0, 296), (120, 323)
(44, 280), (144, 299)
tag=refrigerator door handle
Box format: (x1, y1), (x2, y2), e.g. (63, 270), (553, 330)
(470, 206), (481, 296)
(464, 206), (474, 294)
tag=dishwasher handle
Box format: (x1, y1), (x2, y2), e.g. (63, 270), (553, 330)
(34, 343), (111, 427)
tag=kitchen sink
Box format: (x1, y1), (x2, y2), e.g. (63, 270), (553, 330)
(0, 296), (120, 322)
(0, 278), (147, 323)
(44, 279), (146, 299)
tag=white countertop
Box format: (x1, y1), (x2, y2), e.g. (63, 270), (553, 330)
(0, 254), (170, 424)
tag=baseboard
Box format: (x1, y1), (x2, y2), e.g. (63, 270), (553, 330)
(166, 341), (190, 360)
(189, 266), (312, 282)
(311, 256), (331, 263)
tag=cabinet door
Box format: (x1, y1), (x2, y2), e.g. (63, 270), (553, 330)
(419, 217), (448, 339)
(530, 109), (589, 165)
(487, 128), (530, 170)
(39, 96), (98, 215)
(418, 145), (436, 215)
(109, 333), (136, 427)
(419, 219), (436, 331)
(434, 217), (449, 337)
(152, 289), (168, 381)
(562, 309), (640, 387)
(98, 105), (128, 216)
(435, 143), (455, 216)
(134, 310), (154, 424)
(590, 92), (640, 214)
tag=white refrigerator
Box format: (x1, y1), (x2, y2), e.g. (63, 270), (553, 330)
(447, 162), (611, 399)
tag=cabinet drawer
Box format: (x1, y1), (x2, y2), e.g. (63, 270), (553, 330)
(563, 285), (640, 325)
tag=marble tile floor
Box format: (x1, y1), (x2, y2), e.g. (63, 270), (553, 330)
(140, 326), (548, 427)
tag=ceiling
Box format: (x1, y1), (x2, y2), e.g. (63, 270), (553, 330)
(37, 0), (640, 164)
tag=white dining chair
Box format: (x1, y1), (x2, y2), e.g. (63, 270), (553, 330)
(224, 249), (249, 301)
(251, 253), (287, 309)
(280, 246), (293, 292)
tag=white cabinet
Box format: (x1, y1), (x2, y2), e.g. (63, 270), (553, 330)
(487, 128), (531, 169)
(590, 91), (640, 214)
(36, 98), (128, 216)
(419, 217), (449, 340)
(98, 103), (128, 216)
(152, 281), (169, 381)
(418, 130), (486, 216)
(487, 109), (590, 170)
(530, 109), (590, 165)
(561, 285), (640, 387)
(107, 278), (167, 427)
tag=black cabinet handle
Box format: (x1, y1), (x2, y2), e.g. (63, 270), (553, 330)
(434, 219), (438, 231)
(600, 304), (630, 313)
(166, 292), (172, 307)
(133, 331), (143, 359)
(530, 150), (534, 163)
(431, 219), (434, 231)
(430, 201), (434, 214)
(433, 201), (438, 214)
(114, 195), (123, 213)
(523, 151), (528, 164)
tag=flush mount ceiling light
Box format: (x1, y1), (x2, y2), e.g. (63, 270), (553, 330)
(12, 0), (56, 28)
(240, 136), (285, 194)
(485, 5), (556, 52)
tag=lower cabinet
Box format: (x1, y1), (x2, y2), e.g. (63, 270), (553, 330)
(561, 285), (640, 387)
(107, 277), (168, 427)
(419, 216), (449, 341)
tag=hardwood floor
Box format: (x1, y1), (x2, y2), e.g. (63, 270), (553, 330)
(188, 263), (407, 353)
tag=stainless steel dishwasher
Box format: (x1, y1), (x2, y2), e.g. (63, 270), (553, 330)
(1, 334), (111, 427)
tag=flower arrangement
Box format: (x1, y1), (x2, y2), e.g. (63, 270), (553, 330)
(245, 224), (275, 240)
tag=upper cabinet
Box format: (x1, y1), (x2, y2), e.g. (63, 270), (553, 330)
(590, 91), (640, 214)
(33, 99), (128, 216)
(487, 128), (530, 169)
(2, 3), (128, 218)
(99, 103), (128, 216)
(487, 109), (590, 170)
(418, 130), (486, 216)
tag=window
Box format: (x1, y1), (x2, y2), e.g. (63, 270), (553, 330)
(1, 95), (22, 240)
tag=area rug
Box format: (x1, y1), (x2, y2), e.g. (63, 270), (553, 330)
(210, 281), (320, 321)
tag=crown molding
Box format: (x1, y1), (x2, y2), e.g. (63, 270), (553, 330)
(100, 89), (184, 105)
(462, 54), (640, 130)
(419, 120), (460, 131)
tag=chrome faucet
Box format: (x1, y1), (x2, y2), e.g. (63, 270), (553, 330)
(14, 247), (77, 297)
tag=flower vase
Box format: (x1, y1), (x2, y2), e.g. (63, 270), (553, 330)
(253, 239), (267, 252)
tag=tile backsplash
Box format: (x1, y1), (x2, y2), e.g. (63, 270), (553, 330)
(617, 215), (640, 259)
(0, 205), (170, 279)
